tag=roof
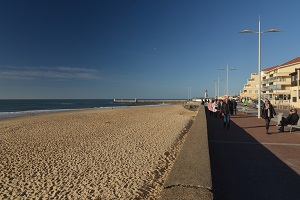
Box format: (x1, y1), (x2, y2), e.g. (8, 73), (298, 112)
(280, 57), (300, 66)
(261, 65), (279, 72)
(261, 56), (300, 72)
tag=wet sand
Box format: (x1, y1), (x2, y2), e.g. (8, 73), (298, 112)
(0, 105), (196, 199)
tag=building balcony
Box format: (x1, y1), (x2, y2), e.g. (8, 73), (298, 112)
(261, 88), (268, 92)
(274, 81), (290, 85)
(274, 72), (292, 76)
(262, 78), (290, 85)
(272, 90), (290, 94)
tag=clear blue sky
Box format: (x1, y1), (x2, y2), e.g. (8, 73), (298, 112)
(0, 0), (299, 99)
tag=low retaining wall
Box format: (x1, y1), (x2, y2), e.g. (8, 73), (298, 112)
(158, 105), (213, 199)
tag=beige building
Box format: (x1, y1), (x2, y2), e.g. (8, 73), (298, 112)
(261, 57), (300, 105)
(261, 65), (290, 101)
(240, 73), (259, 100)
(240, 57), (300, 107)
(286, 57), (300, 108)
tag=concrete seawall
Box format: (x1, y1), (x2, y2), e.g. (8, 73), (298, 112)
(159, 105), (213, 199)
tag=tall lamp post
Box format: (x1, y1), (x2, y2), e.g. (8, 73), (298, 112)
(218, 64), (237, 97)
(239, 16), (281, 118)
(214, 76), (224, 98)
(213, 81), (217, 99)
(187, 86), (192, 101)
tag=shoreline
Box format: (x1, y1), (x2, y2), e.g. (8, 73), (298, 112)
(0, 103), (173, 120)
(0, 105), (196, 199)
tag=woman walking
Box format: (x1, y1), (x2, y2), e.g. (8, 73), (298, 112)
(212, 100), (218, 118)
(207, 99), (213, 117)
(261, 99), (276, 134)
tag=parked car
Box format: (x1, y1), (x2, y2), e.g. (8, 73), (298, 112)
(253, 100), (264, 109)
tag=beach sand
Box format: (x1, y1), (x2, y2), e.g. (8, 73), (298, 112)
(0, 105), (196, 199)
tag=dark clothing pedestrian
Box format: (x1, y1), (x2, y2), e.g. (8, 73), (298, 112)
(222, 99), (231, 129)
(229, 100), (233, 115)
(232, 100), (237, 115)
(218, 100), (223, 119)
(279, 109), (299, 132)
(261, 100), (276, 134)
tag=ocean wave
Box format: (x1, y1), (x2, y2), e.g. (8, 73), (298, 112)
(0, 103), (170, 119)
(0, 109), (76, 119)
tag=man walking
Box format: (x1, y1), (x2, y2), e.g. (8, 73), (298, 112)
(222, 98), (231, 130)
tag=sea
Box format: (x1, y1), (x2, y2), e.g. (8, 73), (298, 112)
(0, 99), (161, 119)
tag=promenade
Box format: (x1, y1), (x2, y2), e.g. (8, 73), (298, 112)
(208, 106), (300, 200)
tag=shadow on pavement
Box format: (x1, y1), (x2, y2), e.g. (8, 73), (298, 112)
(206, 109), (300, 200)
(233, 115), (257, 119)
(240, 125), (277, 129)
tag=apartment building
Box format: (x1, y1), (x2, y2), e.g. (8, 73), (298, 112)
(261, 65), (290, 101)
(261, 57), (300, 104)
(287, 57), (300, 108)
(240, 73), (259, 100)
(240, 57), (300, 106)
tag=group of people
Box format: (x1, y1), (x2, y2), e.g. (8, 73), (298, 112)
(206, 98), (300, 134)
(260, 100), (299, 134)
(207, 98), (238, 130)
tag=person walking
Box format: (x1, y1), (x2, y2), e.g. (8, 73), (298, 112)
(261, 99), (276, 134)
(278, 108), (299, 132)
(229, 99), (234, 115)
(221, 98), (231, 130)
(212, 99), (218, 118)
(207, 99), (213, 117)
(232, 99), (237, 115)
(243, 99), (248, 106)
(218, 99), (223, 119)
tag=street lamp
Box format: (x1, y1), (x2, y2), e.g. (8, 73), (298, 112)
(187, 86), (192, 101)
(239, 16), (281, 118)
(218, 64), (237, 97)
(214, 76), (224, 98)
(213, 81), (217, 99)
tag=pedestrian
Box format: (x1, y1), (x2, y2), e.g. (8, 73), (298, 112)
(229, 99), (234, 115)
(218, 99), (223, 119)
(232, 99), (237, 115)
(221, 98), (231, 129)
(261, 99), (276, 134)
(278, 108), (299, 132)
(207, 99), (213, 117)
(243, 99), (248, 106)
(212, 99), (218, 118)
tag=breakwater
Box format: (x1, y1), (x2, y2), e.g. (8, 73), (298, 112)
(113, 99), (186, 104)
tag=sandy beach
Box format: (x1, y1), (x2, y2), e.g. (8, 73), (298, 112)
(0, 105), (196, 199)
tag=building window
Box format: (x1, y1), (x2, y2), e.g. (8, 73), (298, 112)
(291, 74), (297, 87)
(255, 90), (258, 94)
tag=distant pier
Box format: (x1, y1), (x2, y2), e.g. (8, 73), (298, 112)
(113, 99), (186, 104)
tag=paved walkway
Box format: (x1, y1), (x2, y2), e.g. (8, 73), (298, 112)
(207, 108), (300, 200)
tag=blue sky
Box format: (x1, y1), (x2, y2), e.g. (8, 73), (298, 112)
(0, 0), (299, 99)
